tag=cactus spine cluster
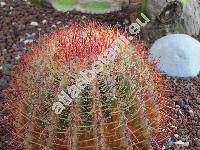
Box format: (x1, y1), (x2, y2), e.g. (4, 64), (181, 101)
(5, 22), (169, 149)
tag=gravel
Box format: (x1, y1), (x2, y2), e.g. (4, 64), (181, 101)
(167, 76), (200, 150)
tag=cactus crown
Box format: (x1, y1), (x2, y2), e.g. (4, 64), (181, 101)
(5, 22), (169, 149)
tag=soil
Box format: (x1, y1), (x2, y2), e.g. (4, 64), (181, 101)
(0, 0), (199, 150)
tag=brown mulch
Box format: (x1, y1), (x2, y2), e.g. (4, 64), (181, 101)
(0, 0), (199, 149)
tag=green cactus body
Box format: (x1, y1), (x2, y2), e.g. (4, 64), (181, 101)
(5, 22), (169, 149)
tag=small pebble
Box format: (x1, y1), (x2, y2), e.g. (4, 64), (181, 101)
(178, 109), (183, 115)
(171, 125), (178, 130)
(174, 134), (179, 138)
(23, 39), (33, 44)
(165, 136), (174, 148)
(81, 15), (87, 19)
(12, 22), (17, 26)
(174, 140), (189, 147)
(26, 33), (36, 39)
(0, 78), (7, 88)
(165, 10), (170, 16)
(196, 98), (200, 104)
(30, 21), (39, 26)
(184, 142), (189, 147)
(124, 19), (129, 24)
(162, 146), (166, 150)
(25, 0), (31, 5)
(0, 2), (6, 7)
(20, 37), (25, 42)
(51, 25), (57, 28)
(56, 21), (62, 25)
(0, 66), (3, 70)
(42, 19), (47, 24)
(188, 109), (194, 117)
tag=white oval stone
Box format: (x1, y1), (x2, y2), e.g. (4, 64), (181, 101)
(30, 21), (39, 26)
(150, 34), (200, 77)
(0, 2), (6, 7)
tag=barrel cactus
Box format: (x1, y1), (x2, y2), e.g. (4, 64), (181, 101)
(5, 22), (169, 149)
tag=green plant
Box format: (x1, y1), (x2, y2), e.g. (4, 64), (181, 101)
(181, 0), (191, 7)
(79, 1), (111, 13)
(50, 0), (79, 11)
(141, 0), (148, 15)
(5, 22), (170, 149)
(49, 0), (127, 14)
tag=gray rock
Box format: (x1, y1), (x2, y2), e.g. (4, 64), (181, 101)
(150, 34), (200, 77)
(0, 78), (7, 89)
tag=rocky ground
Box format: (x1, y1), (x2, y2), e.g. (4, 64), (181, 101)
(0, 0), (199, 149)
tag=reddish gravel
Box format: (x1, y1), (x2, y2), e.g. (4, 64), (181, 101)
(166, 76), (200, 150)
(0, 0), (199, 150)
